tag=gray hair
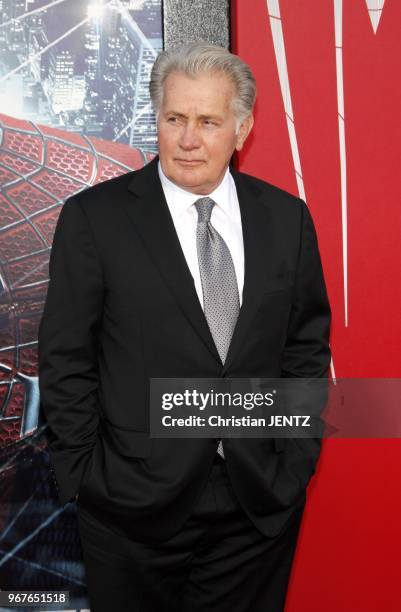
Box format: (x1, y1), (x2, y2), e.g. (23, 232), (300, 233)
(149, 42), (256, 129)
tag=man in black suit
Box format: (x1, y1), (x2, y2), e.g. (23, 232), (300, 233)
(38, 42), (331, 611)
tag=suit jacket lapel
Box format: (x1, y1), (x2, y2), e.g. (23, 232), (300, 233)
(123, 157), (221, 364)
(221, 167), (276, 374)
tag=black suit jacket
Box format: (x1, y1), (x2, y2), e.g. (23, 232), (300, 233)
(38, 156), (331, 543)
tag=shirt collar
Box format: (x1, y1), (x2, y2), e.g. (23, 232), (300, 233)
(158, 161), (232, 218)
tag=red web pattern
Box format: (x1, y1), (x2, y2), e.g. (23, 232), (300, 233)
(0, 113), (153, 448)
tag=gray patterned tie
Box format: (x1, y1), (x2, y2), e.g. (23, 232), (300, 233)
(194, 197), (240, 459)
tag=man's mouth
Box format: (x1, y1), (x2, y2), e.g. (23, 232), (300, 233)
(175, 159), (205, 166)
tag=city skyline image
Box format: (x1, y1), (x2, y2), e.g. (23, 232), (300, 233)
(0, 0), (162, 152)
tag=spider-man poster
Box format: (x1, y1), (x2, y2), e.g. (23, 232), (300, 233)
(0, 1), (161, 609)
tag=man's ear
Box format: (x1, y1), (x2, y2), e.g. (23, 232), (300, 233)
(235, 114), (254, 152)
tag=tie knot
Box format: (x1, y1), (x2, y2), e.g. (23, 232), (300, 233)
(194, 197), (216, 223)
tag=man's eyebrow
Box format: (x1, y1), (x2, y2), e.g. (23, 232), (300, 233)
(163, 111), (223, 121)
(198, 114), (223, 121)
(164, 111), (187, 118)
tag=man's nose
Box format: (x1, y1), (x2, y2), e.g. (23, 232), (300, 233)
(178, 124), (201, 149)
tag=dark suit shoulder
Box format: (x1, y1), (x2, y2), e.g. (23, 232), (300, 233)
(66, 156), (158, 217)
(233, 168), (301, 204)
(72, 169), (135, 205)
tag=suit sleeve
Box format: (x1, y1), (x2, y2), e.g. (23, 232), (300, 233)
(280, 199), (331, 470)
(38, 195), (104, 505)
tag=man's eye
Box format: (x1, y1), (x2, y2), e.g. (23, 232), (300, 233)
(167, 116), (178, 123)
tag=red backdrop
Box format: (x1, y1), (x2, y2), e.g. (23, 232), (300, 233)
(232, 1), (401, 610)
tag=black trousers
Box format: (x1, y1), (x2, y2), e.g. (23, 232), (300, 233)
(77, 454), (305, 612)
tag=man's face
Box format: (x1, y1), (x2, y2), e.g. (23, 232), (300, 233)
(157, 70), (254, 195)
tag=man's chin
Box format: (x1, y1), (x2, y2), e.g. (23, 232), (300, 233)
(169, 169), (208, 194)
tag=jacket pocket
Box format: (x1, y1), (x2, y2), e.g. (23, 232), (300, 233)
(263, 272), (294, 296)
(99, 419), (152, 458)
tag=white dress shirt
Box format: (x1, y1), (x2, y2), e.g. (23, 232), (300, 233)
(158, 162), (245, 308)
